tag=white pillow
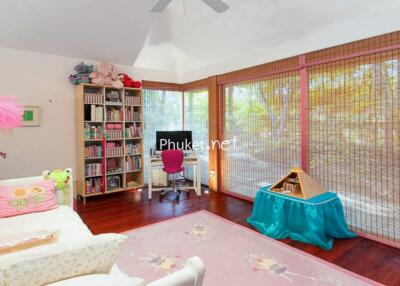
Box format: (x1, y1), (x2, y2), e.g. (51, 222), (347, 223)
(0, 233), (126, 286)
(47, 274), (145, 286)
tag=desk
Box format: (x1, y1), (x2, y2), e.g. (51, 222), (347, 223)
(148, 155), (201, 200)
(247, 185), (356, 250)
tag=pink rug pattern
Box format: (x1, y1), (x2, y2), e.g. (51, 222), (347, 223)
(116, 211), (380, 286)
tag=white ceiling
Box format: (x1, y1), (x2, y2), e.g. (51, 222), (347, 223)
(1, 0), (400, 83)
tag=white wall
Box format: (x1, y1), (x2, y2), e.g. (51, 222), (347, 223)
(0, 47), (132, 179)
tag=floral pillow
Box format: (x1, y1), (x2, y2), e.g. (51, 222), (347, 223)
(0, 180), (57, 218)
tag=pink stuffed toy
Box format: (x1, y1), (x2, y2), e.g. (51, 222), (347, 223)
(89, 62), (124, 88)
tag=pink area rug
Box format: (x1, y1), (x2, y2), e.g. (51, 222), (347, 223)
(116, 211), (380, 286)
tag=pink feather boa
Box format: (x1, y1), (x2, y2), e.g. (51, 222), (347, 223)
(0, 97), (23, 128)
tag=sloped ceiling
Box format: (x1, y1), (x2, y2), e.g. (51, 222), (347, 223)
(0, 0), (153, 64)
(1, 0), (400, 83)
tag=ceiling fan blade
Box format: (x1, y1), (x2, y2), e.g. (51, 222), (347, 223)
(201, 0), (229, 13)
(151, 0), (173, 12)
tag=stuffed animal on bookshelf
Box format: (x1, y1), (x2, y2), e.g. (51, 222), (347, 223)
(42, 168), (73, 207)
(89, 62), (124, 88)
(68, 62), (94, 85)
(119, 73), (142, 88)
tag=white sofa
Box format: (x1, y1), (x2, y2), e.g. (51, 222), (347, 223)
(0, 174), (205, 286)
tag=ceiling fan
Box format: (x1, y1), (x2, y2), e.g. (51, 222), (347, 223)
(151, 0), (229, 13)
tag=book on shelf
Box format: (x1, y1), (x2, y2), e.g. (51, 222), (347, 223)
(85, 177), (102, 194)
(84, 92), (103, 104)
(84, 125), (103, 140)
(105, 129), (124, 139)
(106, 108), (123, 122)
(124, 107), (141, 121)
(125, 123), (142, 138)
(106, 146), (124, 157)
(85, 163), (102, 177)
(90, 105), (103, 121)
(85, 145), (102, 158)
(125, 155), (141, 172)
(124, 95), (141, 106)
(125, 143), (140, 155)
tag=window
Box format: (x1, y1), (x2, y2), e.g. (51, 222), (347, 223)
(221, 73), (301, 198)
(184, 89), (209, 185)
(308, 51), (400, 243)
(143, 88), (210, 186)
(143, 89), (183, 181)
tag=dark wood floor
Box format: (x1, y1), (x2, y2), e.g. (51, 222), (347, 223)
(77, 189), (400, 286)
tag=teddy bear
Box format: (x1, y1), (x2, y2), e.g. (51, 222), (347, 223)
(89, 62), (124, 88)
(119, 73), (142, 88)
(68, 62), (94, 85)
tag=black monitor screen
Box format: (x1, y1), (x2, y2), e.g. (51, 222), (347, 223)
(156, 131), (192, 151)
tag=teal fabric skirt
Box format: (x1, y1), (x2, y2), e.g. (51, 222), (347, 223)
(247, 186), (356, 250)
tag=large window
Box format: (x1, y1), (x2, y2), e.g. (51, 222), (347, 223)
(143, 89), (182, 181)
(221, 73), (300, 198)
(308, 51), (400, 243)
(184, 89), (209, 185)
(143, 88), (210, 186)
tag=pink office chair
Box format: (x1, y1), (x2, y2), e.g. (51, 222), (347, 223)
(161, 149), (184, 199)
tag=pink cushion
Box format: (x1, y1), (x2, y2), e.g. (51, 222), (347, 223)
(0, 180), (57, 218)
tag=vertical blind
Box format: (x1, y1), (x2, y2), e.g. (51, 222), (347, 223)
(143, 89), (183, 181)
(221, 72), (301, 198)
(308, 50), (400, 244)
(184, 89), (209, 185)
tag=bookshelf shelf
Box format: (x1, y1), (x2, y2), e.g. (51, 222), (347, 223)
(106, 188), (126, 194)
(85, 174), (103, 178)
(106, 171), (124, 176)
(126, 170), (141, 173)
(76, 84), (144, 202)
(84, 103), (104, 106)
(83, 192), (103, 197)
(124, 87), (142, 91)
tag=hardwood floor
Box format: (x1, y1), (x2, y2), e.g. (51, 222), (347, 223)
(77, 189), (400, 286)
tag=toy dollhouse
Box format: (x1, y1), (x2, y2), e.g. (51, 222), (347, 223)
(270, 167), (326, 199)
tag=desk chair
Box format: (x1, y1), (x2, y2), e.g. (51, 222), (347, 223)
(161, 149), (184, 199)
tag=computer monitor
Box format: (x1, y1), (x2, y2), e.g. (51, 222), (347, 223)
(156, 131), (193, 151)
